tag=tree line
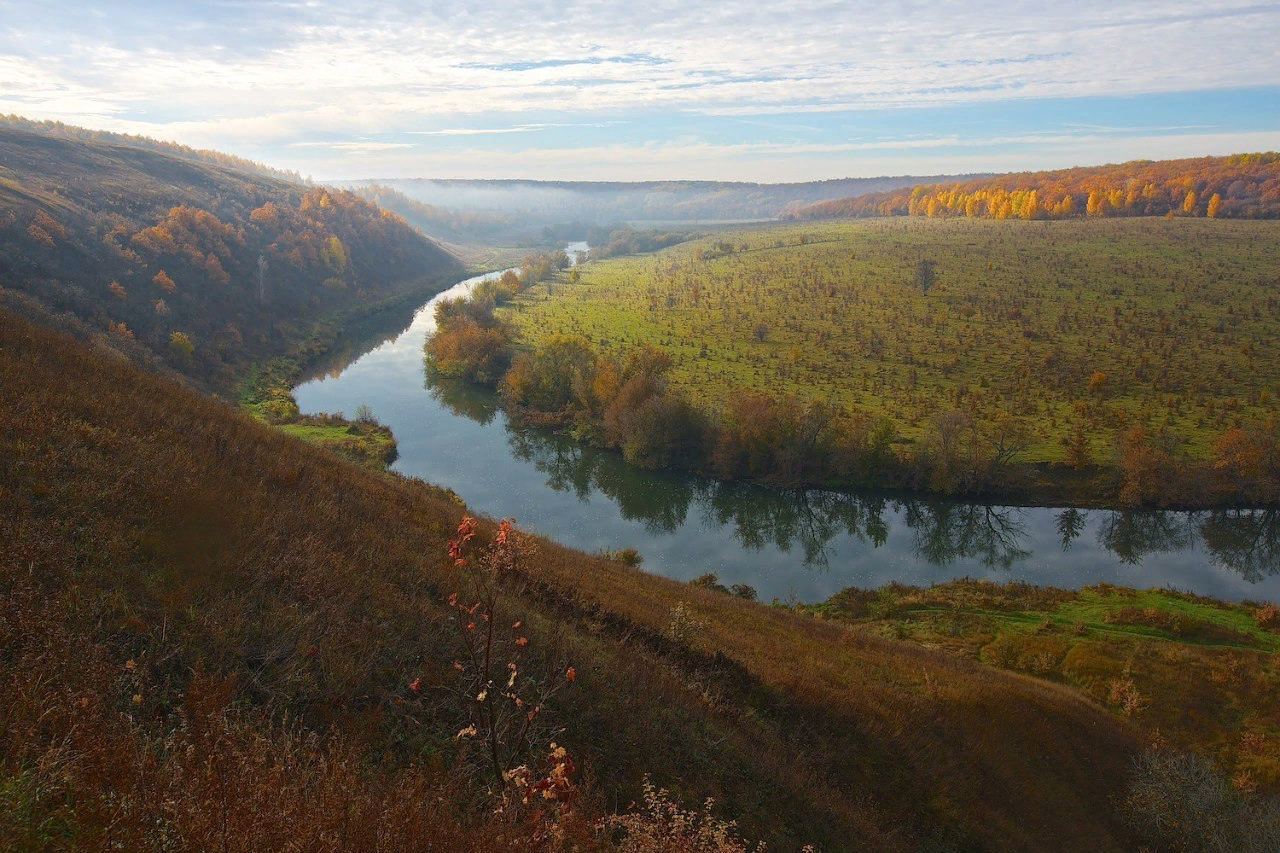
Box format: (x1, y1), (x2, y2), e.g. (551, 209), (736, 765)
(791, 153), (1280, 221)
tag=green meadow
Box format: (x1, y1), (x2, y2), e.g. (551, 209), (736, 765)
(507, 217), (1280, 466)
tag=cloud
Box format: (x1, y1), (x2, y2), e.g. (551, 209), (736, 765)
(288, 141), (417, 152)
(3, 1), (1278, 179)
(295, 128), (1280, 182)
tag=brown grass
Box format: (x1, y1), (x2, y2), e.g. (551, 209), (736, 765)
(1, 308), (1146, 851)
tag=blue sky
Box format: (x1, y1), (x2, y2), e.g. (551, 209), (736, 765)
(2, 1), (1278, 181)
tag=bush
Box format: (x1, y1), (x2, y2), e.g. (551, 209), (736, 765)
(1122, 749), (1280, 852)
(604, 777), (773, 853)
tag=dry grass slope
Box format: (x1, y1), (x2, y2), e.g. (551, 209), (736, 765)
(2, 308), (1147, 851)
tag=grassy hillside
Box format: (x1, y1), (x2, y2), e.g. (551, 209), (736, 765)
(501, 217), (1280, 504)
(0, 124), (461, 392)
(0, 306), (1172, 851)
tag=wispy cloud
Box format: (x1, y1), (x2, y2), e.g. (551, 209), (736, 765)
(288, 141), (417, 152)
(3, 1), (1278, 179)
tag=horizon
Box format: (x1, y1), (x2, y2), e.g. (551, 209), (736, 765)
(4, 2), (1280, 182)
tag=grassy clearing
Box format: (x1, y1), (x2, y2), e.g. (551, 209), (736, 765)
(507, 217), (1280, 468)
(275, 419), (398, 469)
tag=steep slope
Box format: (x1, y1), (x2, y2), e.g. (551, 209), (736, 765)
(1, 308), (1144, 851)
(0, 124), (461, 390)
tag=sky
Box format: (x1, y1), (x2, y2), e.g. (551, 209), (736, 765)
(2, 1), (1279, 182)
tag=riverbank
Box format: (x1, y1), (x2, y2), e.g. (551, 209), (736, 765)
(429, 271), (1279, 510)
(293, 263), (1280, 605)
(237, 268), (485, 469)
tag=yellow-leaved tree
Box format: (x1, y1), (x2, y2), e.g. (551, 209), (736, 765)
(1086, 190), (1105, 217)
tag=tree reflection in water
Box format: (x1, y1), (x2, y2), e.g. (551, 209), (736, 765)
(425, 370), (500, 426)
(1056, 508), (1088, 552)
(903, 501), (1031, 570)
(1096, 510), (1199, 565)
(415, 377), (1280, 584)
(700, 485), (889, 568)
(506, 425), (694, 536)
(1199, 509), (1280, 583)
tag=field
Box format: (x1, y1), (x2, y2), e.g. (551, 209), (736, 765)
(506, 217), (1280, 468)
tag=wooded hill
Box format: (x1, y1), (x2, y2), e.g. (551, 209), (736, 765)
(789, 153), (1280, 221)
(0, 123), (461, 392)
(347, 173), (987, 238)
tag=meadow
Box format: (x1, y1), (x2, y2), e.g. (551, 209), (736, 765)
(505, 217), (1280, 502)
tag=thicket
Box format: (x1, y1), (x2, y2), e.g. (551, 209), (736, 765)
(0, 113), (307, 182)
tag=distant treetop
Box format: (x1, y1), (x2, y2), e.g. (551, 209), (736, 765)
(789, 153), (1280, 221)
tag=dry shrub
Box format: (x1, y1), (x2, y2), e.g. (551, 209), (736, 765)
(1108, 677), (1149, 717)
(1255, 604), (1280, 632)
(1122, 749), (1280, 853)
(1059, 643), (1126, 689)
(604, 778), (782, 853)
(980, 633), (1068, 676)
(1104, 607), (1258, 646)
(665, 602), (707, 646)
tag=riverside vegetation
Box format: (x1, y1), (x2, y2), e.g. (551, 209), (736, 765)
(438, 215), (1280, 506)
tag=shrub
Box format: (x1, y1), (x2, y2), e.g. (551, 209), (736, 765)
(664, 602), (706, 647)
(1122, 749), (1280, 853)
(604, 777), (775, 853)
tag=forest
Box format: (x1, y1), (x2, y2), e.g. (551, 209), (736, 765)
(790, 152), (1280, 221)
(426, 216), (1280, 506)
(0, 123), (461, 393)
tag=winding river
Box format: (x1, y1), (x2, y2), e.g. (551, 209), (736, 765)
(295, 248), (1280, 604)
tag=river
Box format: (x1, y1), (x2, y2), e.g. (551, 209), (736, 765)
(294, 247), (1280, 604)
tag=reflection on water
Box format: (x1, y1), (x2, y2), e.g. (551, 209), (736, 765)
(1192, 509), (1280, 584)
(296, 262), (1280, 604)
(432, 373), (1280, 588)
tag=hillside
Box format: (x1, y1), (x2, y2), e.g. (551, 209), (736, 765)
(0, 306), (1162, 851)
(490, 217), (1280, 505)
(0, 124), (462, 391)
(789, 153), (1280, 221)
(346, 174), (986, 238)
